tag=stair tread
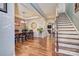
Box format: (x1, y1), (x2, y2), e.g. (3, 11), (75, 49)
(57, 53), (72, 56)
(58, 38), (79, 45)
(58, 22), (72, 23)
(58, 49), (79, 56)
(58, 37), (79, 39)
(58, 30), (77, 33)
(58, 20), (71, 21)
(59, 41), (79, 46)
(58, 28), (75, 30)
(58, 27), (74, 28)
(58, 30), (77, 32)
(58, 35), (79, 38)
(59, 43), (79, 49)
(59, 46), (79, 53)
(58, 32), (79, 35)
(58, 24), (73, 26)
(57, 24), (72, 26)
(58, 23), (72, 25)
(58, 30), (76, 31)
(58, 26), (74, 27)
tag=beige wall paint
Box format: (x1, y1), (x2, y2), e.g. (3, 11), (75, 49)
(15, 3), (56, 36)
(26, 17), (56, 37)
(27, 18), (48, 37)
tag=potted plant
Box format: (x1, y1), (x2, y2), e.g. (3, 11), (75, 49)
(37, 28), (43, 37)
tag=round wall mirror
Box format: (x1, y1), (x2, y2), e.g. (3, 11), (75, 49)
(31, 22), (37, 29)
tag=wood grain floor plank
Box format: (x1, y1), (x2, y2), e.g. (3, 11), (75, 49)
(15, 36), (56, 56)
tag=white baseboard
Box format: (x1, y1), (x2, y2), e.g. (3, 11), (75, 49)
(65, 12), (79, 34)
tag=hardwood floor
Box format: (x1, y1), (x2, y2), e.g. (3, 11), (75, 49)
(15, 36), (57, 56)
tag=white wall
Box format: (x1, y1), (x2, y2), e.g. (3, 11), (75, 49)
(66, 3), (79, 31)
(0, 4), (15, 56)
(26, 17), (56, 38)
(57, 3), (65, 13)
(27, 18), (48, 38)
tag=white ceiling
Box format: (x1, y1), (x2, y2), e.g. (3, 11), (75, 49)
(17, 4), (40, 18)
(37, 3), (56, 19)
(15, 3), (57, 20)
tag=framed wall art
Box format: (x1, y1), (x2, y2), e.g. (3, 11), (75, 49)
(0, 3), (7, 13)
(75, 3), (79, 13)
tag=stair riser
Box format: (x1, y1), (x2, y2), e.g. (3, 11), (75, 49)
(58, 30), (76, 31)
(58, 23), (72, 25)
(58, 22), (72, 23)
(59, 43), (79, 49)
(58, 37), (79, 39)
(59, 46), (79, 53)
(58, 49), (79, 56)
(57, 24), (72, 25)
(58, 24), (72, 26)
(58, 28), (75, 30)
(58, 27), (74, 28)
(57, 13), (79, 56)
(58, 37), (79, 40)
(58, 33), (78, 35)
(58, 41), (79, 46)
